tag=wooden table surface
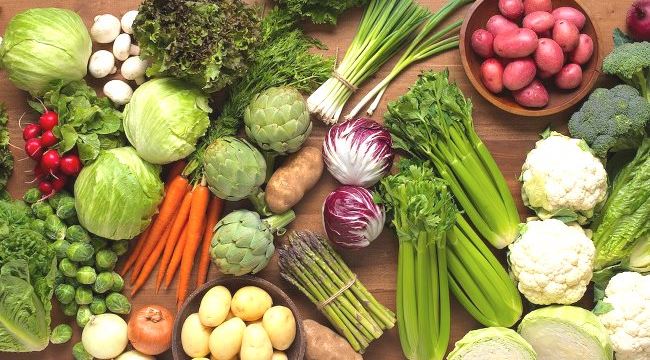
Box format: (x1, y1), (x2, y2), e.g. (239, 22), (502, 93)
(0, 0), (625, 359)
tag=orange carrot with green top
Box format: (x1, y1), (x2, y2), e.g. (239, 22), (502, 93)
(196, 196), (224, 287)
(155, 191), (193, 292)
(131, 223), (172, 296)
(164, 226), (189, 289)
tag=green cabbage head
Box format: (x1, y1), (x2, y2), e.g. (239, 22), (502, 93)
(124, 78), (212, 165)
(0, 8), (91, 96)
(74, 147), (164, 240)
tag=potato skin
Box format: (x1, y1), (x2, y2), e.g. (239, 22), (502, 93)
(181, 313), (212, 358)
(570, 34), (594, 65)
(498, 0), (524, 20)
(304, 319), (361, 360)
(209, 317), (246, 360)
(523, 11), (555, 34)
(265, 146), (323, 214)
(552, 6), (586, 30)
(199, 286), (232, 327)
(503, 58), (537, 91)
(480, 58), (505, 94)
(513, 80), (549, 108)
(231, 286), (273, 322)
(471, 29), (495, 58)
(262, 306), (296, 351)
(486, 15), (519, 36)
(240, 324), (274, 360)
(552, 20), (580, 52)
(555, 63), (583, 89)
(534, 38), (564, 74)
(494, 28), (539, 58)
(523, 0), (552, 15)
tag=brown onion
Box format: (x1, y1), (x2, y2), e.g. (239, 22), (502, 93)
(127, 305), (174, 355)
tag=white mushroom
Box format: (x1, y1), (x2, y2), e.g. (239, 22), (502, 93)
(104, 80), (133, 106)
(88, 50), (117, 78)
(113, 33), (132, 61)
(121, 56), (149, 84)
(121, 10), (139, 34)
(91, 14), (121, 43)
(129, 44), (140, 56)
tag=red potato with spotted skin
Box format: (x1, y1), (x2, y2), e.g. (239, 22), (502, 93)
(471, 29), (495, 58)
(555, 63), (583, 89)
(523, 0), (552, 15)
(486, 15), (519, 36)
(513, 80), (549, 107)
(480, 58), (505, 94)
(534, 38), (564, 74)
(499, 0), (525, 20)
(493, 28), (539, 58)
(553, 20), (580, 52)
(503, 58), (537, 90)
(552, 7), (586, 30)
(570, 34), (594, 65)
(523, 11), (555, 34)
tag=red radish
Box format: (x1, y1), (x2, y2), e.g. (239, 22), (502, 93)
(627, 0), (650, 41)
(39, 181), (54, 196)
(52, 176), (67, 192)
(22, 124), (41, 141)
(60, 154), (82, 176)
(41, 150), (61, 171)
(40, 130), (58, 147)
(39, 111), (58, 131)
(33, 164), (46, 180)
(25, 138), (43, 159)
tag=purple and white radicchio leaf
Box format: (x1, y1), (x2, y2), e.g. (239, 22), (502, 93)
(323, 186), (386, 250)
(323, 117), (395, 188)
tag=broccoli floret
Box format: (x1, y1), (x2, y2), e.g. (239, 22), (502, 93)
(602, 42), (650, 101)
(569, 85), (650, 158)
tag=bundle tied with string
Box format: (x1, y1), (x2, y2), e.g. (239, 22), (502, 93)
(278, 231), (396, 353)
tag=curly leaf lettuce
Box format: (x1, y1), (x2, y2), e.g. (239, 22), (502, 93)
(277, 0), (369, 24)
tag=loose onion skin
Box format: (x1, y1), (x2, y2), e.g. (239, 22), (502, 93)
(128, 305), (174, 355)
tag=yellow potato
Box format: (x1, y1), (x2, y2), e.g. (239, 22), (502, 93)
(209, 317), (246, 360)
(272, 350), (288, 360)
(181, 313), (212, 358)
(262, 306), (296, 350)
(225, 310), (235, 321)
(240, 323), (273, 360)
(200, 286), (232, 327)
(211, 356), (237, 360)
(231, 286), (273, 321)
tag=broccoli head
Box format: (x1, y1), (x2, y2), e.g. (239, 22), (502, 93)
(602, 42), (650, 101)
(569, 84), (650, 158)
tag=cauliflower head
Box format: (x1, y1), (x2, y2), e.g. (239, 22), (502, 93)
(520, 131), (607, 224)
(596, 272), (650, 360)
(508, 219), (595, 305)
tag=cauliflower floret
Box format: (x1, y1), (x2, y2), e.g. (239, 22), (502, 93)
(520, 131), (607, 224)
(597, 272), (650, 360)
(508, 219), (595, 305)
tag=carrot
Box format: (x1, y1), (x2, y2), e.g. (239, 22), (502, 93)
(155, 191), (193, 292)
(196, 196), (224, 287)
(164, 226), (189, 289)
(166, 160), (187, 186)
(131, 223), (172, 296)
(119, 225), (150, 276)
(177, 184), (210, 305)
(132, 175), (189, 282)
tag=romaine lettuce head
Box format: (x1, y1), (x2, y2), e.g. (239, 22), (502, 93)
(124, 78), (212, 165)
(0, 8), (91, 96)
(74, 147), (163, 240)
(448, 327), (536, 360)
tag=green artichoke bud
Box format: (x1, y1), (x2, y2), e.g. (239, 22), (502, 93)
(210, 209), (295, 276)
(203, 137), (266, 201)
(244, 86), (312, 155)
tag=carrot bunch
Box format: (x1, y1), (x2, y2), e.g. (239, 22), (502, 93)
(119, 161), (224, 306)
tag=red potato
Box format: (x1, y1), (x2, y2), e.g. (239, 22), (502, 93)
(471, 29), (495, 58)
(503, 58), (537, 90)
(552, 20), (580, 52)
(480, 58), (505, 94)
(513, 80), (549, 107)
(523, 11), (555, 34)
(538, 69), (555, 79)
(486, 15), (519, 36)
(499, 0), (525, 20)
(570, 34), (594, 64)
(552, 7), (587, 30)
(493, 28), (539, 58)
(555, 63), (583, 89)
(534, 38), (564, 74)
(523, 0), (552, 15)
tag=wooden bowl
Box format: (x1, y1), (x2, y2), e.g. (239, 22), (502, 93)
(172, 275), (306, 360)
(459, 0), (602, 116)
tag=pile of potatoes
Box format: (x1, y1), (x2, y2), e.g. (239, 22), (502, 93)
(472, 0), (594, 108)
(181, 286), (297, 360)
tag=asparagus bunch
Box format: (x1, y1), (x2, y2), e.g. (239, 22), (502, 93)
(278, 231), (395, 353)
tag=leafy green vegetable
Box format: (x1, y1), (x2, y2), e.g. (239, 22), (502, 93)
(447, 327), (536, 360)
(45, 214), (66, 241)
(95, 250), (117, 271)
(62, 302), (78, 317)
(23, 188), (41, 204)
(93, 272), (114, 294)
(75, 266), (97, 285)
(602, 41), (650, 101)
(75, 286), (93, 305)
(76, 305), (92, 328)
(110, 272), (124, 292)
(0, 104), (13, 195)
(276, 0), (368, 24)
(66, 242), (94, 263)
(134, 0), (260, 93)
(89, 296), (106, 315)
(50, 324), (72, 344)
(58, 258), (78, 278)
(105, 292), (131, 315)
(66, 225), (91, 243)
(111, 241), (129, 256)
(72, 342), (92, 360)
(31, 201), (54, 220)
(55, 284), (75, 305)
(384, 70), (520, 249)
(613, 28), (633, 47)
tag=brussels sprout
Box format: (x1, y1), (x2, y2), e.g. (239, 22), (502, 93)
(52, 240), (71, 260)
(64, 215), (80, 226)
(111, 272), (125, 292)
(75, 286), (93, 305)
(76, 305), (92, 328)
(93, 272), (114, 294)
(56, 197), (76, 219)
(111, 240), (129, 256)
(58, 258), (78, 278)
(55, 283), (75, 304)
(50, 324), (73, 344)
(106, 292), (131, 314)
(72, 342), (93, 360)
(66, 242), (94, 262)
(45, 214), (66, 241)
(95, 249), (118, 271)
(66, 277), (80, 288)
(62, 301), (78, 317)
(23, 188), (42, 204)
(31, 201), (54, 220)
(90, 236), (109, 251)
(48, 190), (71, 209)
(55, 270), (65, 286)
(75, 266), (97, 285)
(89, 296), (107, 315)
(30, 219), (46, 235)
(66, 225), (91, 243)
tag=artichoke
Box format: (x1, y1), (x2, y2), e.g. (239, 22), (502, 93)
(244, 87), (312, 154)
(203, 137), (266, 201)
(210, 209), (295, 276)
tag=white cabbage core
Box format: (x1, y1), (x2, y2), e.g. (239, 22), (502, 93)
(520, 320), (608, 360)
